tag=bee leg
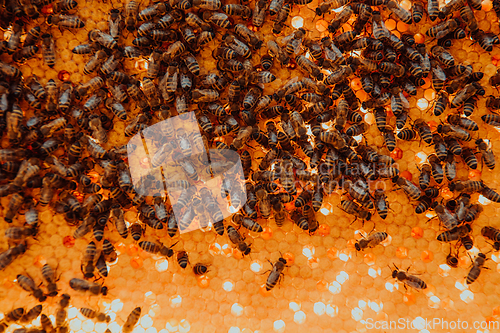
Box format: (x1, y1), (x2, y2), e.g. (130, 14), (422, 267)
(277, 272), (285, 287)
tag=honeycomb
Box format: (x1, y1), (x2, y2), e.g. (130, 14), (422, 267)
(2, 0), (500, 332)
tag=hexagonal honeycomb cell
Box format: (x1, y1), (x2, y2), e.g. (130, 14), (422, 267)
(2, 0), (500, 332)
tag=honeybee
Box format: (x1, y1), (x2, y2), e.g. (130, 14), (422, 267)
(433, 204), (459, 230)
(395, 177), (422, 200)
(139, 241), (177, 257)
(5, 307), (25, 322)
(122, 307), (141, 333)
(482, 184), (500, 203)
(466, 253), (488, 284)
(476, 139), (495, 170)
(176, 251), (189, 269)
(47, 14), (85, 29)
(232, 214), (263, 233)
(80, 308), (111, 322)
(451, 82), (483, 108)
(355, 231), (388, 251)
(81, 240), (97, 279)
(20, 304), (43, 323)
(69, 278), (107, 295)
(328, 5), (353, 33)
(340, 199), (372, 222)
(385, 0), (412, 23)
(391, 264), (427, 290)
(4, 192), (24, 223)
(252, 0), (267, 27)
(5, 226), (35, 241)
(266, 255), (288, 290)
(41, 33), (56, 68)
(41, 263), (59, 296)
(89, 29), (117, 49)
(482, 226), (500, 251)
(138, 2), (166, 21)
(102, 239), (117, 262)
(437, 124), (471, 142)
(52, 0), (78, 13)
(227, 225), (252, 256)
(17, 274), (47, 302)
(437, 224), (471, 242)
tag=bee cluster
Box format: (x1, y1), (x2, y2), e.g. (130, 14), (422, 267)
(1, 0), (500, 330)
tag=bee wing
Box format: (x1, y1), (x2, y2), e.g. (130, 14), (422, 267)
(399, 91), (410, 109)
(280, 34), (295, 46)
(405, 276), (426, 289)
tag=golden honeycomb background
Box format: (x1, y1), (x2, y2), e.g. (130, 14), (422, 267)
(2, 0), (500, 332)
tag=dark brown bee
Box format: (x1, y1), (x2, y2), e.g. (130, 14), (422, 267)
(391, 264), (427, 290)
(486, 96), (500, 110)
(5, 308), (25, 322)
(426, 18), (459, 39)
(193, 263), (209, 275)
(122, 307), (141, 333)
(233, 214), (263, 233)
(70, 278), (107, 295)
(466, 253), (488, 284)
(266, 256), (287, 290)
(451, 82), (483, 109)
(89, 29), (117, 49)
(427, 154), (444, 184)
(100, 239), (117, 263)
(355, 231), (388, 251)
(434, 204), (459, 230)
(52, 0), (77, 13)
(476, 139), (495, 170)
(460, 147), (478, 169)
(395, 177), (422, 200)
(81, 241), (97, 279)
(328, 4), (353, 33)
(5, 227), (35, 242)
(20, 304), (42, 323)
(446, 115), (478, 133)
(386, 0), (412, 23)
(411, 1), (424, 22)
(252, 0), (267, 27)
(135, 0), (155, 24)
(17, 274), (46, 302)
(41, 263), (58, 297)
(0, 61), (21, 79)
(482, 184), (500, 203)
(176, 251), (189, 269)
(196, 31), (216, 47)
(413, 119), (433, 144)
(138, 2), (166, 21)
(340, 199), (371, 222)
(6, 21), (23, 54)
(222, 4), (252, 18)
(438, 124), (471, 142)
(24, 26), (42, 47)
(47, 14), (85, 29)
(139, 241), (177, 257)
(12, 45), (39, 63)
(437, 224), (471, 242)
(95, 252), (108, 278)
(40, 34), (56, 68)
(227, 225), (251, 256)
(482, 226), (500, 246)
(80, 308), (111, 322)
